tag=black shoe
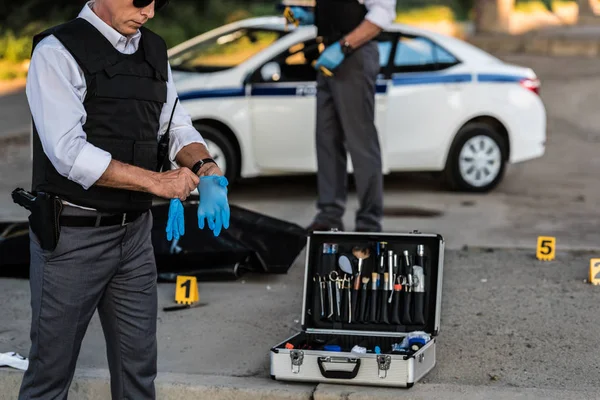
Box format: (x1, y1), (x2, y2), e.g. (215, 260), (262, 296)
(306, 221), (344, 233)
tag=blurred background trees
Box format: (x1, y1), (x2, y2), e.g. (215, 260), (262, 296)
(0, 0), (582, 80)
(0, 0), (475, 44)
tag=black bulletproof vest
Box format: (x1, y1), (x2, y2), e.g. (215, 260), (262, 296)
(315, 0), (367, 43)
(30, 18), (168, 213)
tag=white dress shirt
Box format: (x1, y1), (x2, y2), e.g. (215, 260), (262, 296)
(360, 0), (397, 30)
(26, 1), (207, 198)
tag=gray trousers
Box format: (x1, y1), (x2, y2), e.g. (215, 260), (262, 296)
(18, 205), (158, 400)
(314, 40), (383, 231)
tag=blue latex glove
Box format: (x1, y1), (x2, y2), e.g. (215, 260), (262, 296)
(314, 42), (345, 72)
(288, 6), (314, 25)
(166, 198), (185, 241)
(197, 175), (230, 237)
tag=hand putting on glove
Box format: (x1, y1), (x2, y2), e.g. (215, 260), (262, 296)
(315, 42), (345, 72)
(197, 175), (230, 237)
(166, 198), (185, 241)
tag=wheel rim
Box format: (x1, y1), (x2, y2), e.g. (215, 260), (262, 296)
(204, 139), (227, 175)
(458, 135), (502, 187)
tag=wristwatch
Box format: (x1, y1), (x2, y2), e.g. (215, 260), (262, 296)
(191, 158), (217, 174)
(340, 39), (354, 56)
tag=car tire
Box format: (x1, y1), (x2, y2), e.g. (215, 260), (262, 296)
(443, 122), (507, 193)
(194, 123), (239, 184)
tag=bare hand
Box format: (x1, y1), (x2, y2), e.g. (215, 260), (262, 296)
(152, 168), (199, 200)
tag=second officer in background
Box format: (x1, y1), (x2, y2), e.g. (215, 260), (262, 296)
(291, 0), (397, 233)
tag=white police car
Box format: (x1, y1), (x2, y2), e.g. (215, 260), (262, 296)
(168, 16), (546, 192)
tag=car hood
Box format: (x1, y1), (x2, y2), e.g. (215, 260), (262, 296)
(172, 69), (209, 87)
(171, 68), (247, 96)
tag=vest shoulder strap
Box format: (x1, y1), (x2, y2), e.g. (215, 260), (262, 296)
(33, 18), (120, 75)
(32, 19), (168, 81)
(139, 26), (169, 82)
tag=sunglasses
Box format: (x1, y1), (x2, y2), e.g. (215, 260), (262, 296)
(133, 0), (170, 11)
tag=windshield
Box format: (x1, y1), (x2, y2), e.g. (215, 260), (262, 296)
(169, 27), (287, 73)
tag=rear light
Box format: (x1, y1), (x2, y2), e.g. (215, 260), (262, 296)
(520, 77), (540, 95)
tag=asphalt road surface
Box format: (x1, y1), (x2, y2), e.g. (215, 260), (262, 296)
(0, 54), (599, 399)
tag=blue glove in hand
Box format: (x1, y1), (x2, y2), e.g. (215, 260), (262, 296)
(315, 42), (345, 72)
(288, 6), (314, 25)
(197, 175), (230, 237)
(166, 198), (185, 241)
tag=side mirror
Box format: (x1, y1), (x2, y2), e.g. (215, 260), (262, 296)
(260, 62), (281, 82)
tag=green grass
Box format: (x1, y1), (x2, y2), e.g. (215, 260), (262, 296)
(0, 59), (27, 81)
(514, 0), (576, 12)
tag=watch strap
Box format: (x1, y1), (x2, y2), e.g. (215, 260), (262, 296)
(340, 39), (353, 55)
(191, 158), (217, 174)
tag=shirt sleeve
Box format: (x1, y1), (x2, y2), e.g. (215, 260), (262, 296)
(363, 0), (397, 30)
(158, 62), (208, 165)
(26, 36), (112, 190)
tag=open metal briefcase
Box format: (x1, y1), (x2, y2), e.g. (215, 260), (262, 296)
(270, 229), (444, 388)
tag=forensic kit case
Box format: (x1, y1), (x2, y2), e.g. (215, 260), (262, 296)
(270, 230), (444, 388)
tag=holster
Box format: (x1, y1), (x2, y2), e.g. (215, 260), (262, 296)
(11, 188), (63, 252)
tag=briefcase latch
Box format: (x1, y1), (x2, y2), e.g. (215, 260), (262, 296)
(377, 355), (391, 379)
(290, 350), (304, 374)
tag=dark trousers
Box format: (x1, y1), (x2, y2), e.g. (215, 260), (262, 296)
(314, 40), (383, 231)
(18, 206), (158, 400)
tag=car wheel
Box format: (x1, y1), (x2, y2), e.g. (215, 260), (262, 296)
(194, 123), (239, 184)
(443, 123), (507, 192)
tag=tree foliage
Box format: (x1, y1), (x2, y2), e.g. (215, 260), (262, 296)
(0, 0), (278, 33)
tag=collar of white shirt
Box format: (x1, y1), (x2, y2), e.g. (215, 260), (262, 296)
(78, 0), (142, 52)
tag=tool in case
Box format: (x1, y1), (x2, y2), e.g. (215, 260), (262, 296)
(270, 230), (444, 388)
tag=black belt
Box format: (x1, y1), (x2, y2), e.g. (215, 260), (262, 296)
(60, 211), (145, 227)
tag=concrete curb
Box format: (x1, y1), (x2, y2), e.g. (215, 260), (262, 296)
(467, 32), (600, 57)
(0, 368), (316, 400)
(2, 368), (599, 399)
(314, 382), (600, 399)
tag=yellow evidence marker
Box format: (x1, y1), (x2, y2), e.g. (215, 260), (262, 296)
(536, 236), (556, 261)
(589, 259), (600, 285)
(175, 275), (199, 305)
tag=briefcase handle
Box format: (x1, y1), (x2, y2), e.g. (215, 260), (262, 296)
(317, 356), (361, 380)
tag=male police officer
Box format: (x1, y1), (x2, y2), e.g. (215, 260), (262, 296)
(18, 0), (228, 399)
(291, 0), (396, 232)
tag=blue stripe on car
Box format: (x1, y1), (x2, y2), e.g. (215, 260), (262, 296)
(251, 87), (299, 96)
(477, 74), (526, 82)
(179, 73), (526, 100)
(178, 88), (245, 101)
(180, 83), (388, 100)
(376, 83), (388, 93)
(391, 73), (473, 86)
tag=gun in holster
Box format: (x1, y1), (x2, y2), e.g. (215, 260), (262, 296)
(11, 188), (63, 252)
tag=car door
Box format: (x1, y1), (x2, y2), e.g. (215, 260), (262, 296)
(247, 39), (321, 172)
(384, 34), (467, 171)
(247, 35), (395, 173)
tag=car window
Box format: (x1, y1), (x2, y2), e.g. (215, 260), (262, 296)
(169, 28), (286, 73)
(378, 41), (393, 67)
(392, 35), (459, 73)
(252, 39), (322, 83)
(252, 35), (396, 84)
